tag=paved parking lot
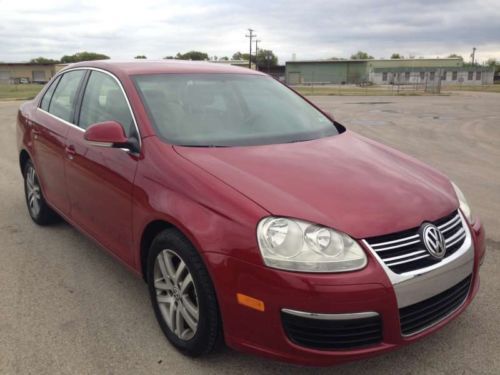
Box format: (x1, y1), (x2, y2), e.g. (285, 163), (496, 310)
(1, 92), (499, 374)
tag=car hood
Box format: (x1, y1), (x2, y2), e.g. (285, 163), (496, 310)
(174, 131), (458, 239)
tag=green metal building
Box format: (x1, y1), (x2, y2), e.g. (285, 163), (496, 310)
(286, 60), (369, 84)
(285, 58), (465, 85)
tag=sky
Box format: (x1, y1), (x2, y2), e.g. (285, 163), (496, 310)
(1, 0), (500, 64)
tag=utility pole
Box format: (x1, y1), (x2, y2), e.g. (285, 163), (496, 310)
(245, 28), (256, 69)
(255, 39), (261, 69)
(471, 47), (476, 65)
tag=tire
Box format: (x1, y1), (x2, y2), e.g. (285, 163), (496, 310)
(147, 229), (221, 357)
(23, 159), (59, 225)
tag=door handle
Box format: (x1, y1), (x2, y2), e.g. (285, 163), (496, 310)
(65, 145), (76, 160)
(32, 129), (40, 140)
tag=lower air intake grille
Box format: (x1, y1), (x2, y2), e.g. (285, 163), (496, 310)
(281, 312), (382, 350)
(399, 275), (472, 336)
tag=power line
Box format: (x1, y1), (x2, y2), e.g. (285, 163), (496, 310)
(245, 28), (256, 69)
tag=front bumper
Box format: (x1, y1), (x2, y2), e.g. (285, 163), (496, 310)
(205, 217), (485, 366)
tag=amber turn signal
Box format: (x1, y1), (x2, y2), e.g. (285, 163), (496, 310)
(236, 293), (265, 312)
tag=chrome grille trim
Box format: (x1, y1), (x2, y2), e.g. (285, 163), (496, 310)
(438, 214), (460, 232)
(364, 211), (466, 274)
(386, 253), (430, 267)
(446, 231), (466, 248)
(383, 249), (427, 263)
(371, 238), (421, 251)
(361, 210), (474, 309)
(445, 228), (466, 245)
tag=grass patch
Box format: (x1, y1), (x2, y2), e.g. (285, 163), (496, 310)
(0, 84), (43, 100)
(442, 84), (500, 93)
(294, 85), (434, 96)
(294, 84), (500, 96)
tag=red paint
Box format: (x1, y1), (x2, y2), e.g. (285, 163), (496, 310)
(84, 121), (129, 144)
(16, 61), (485, 366)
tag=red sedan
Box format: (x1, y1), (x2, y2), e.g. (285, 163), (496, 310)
(16, 60), (485, 366)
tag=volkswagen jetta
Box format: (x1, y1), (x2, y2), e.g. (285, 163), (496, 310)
(16, 60), (485, 366)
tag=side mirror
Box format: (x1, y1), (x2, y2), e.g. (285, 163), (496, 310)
(84, 121), (138, 152)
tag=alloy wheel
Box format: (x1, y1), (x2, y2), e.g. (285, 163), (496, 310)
(26, 165), (41, 218)
(154, 249), (199, 341)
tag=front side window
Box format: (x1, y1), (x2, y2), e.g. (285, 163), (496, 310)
(79, 71), (134, 135)
(48, 70), (85, 122)
(40, 76), (61, 111)
(134, 74), (339, 147)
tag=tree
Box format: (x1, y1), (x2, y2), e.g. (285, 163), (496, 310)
(175, 51), (209, 60)
(486, 58), (500, 74)
(486, 58), (498, 67)
(255, 49), (278, 69)
(390, 53), (403, 59)
(448, 54), (463, 59)
(219, 56), (229, 61)
(232, 52), (250, 61)
(350, 51), (374, 60)
(134, 55), (147, 59)
(30, 57), (59, 64)
(60, 52), (110, 63)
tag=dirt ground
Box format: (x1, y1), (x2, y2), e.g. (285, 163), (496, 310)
(1, 92), (499, 374)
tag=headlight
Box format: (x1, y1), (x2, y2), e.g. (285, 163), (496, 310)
(257, 217), (367, 273)
(451, 182), (473, 223)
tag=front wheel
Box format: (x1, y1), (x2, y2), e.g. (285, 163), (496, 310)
(147, 229), (222, 356)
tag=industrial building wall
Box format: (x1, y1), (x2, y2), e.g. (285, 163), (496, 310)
(367, 58), (463, 71)
(441, 70), (495, 85)
(286, 62), (368, 84)
(0, 65), (55, 83)
(370, 69), (494, 85)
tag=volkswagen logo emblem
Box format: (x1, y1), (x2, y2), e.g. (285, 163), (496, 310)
(420, 223), (446, 259)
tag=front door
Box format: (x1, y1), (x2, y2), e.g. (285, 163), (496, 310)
(64, 70), (140, 264)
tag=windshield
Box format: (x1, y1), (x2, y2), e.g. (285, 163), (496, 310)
(133, 73), (340, 147)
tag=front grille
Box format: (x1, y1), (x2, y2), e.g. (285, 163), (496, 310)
(365, 211), (467, 274)
(399, 275), (472, 335)
(281, 312), (382, 350)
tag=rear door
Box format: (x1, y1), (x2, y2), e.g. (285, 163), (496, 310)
(64, 69), (140, 264)
(32, 70), (86, 215)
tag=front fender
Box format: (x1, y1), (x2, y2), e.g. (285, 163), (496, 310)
(131, 137), (269, 274)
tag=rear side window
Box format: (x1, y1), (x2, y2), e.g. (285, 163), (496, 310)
(78, 71), (133, 135)
(48, 70), (85, 123)
(40, 76), (61, 111)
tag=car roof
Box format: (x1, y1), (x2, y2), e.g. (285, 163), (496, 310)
(64, 60), (266, 76)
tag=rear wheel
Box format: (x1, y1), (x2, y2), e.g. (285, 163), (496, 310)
(147, 229), (221, 356)
(23, 159), (59, 225)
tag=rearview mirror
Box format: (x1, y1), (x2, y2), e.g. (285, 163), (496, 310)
(84, 121), (138, 152)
